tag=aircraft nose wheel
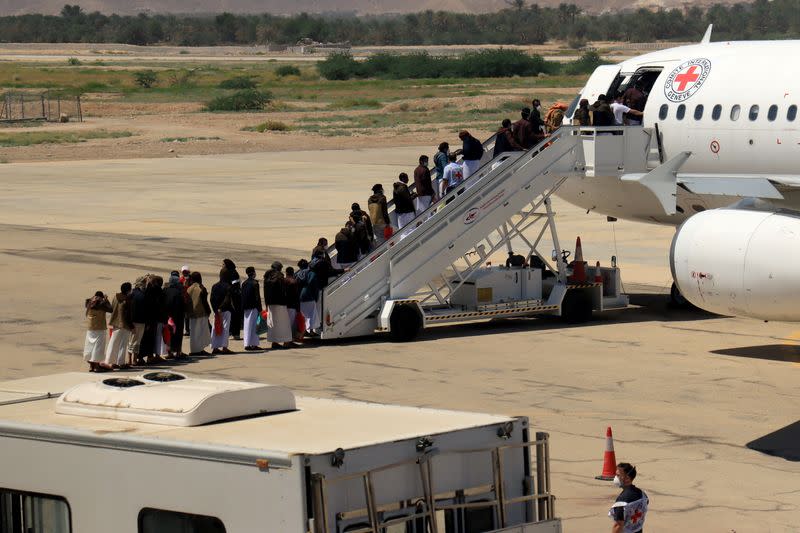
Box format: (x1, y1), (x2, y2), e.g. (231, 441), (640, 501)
(670, 282), (691, 308)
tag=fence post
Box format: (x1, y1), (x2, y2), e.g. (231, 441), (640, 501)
(20, 94), (24, 120)
(41, 94), (46, 120)
(77, 95), (83, 122)
(57, 96), (61, 120)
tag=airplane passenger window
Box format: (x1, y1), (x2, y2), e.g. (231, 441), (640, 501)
(694, 105), (704, 120)
(676, 104), (686, 120)
(730, 105), (741, 121)
(767, 105), (778, 121)
(658, 104), (668, 120)
(788, 105), (797, 121)
(749, 105), (759, 121)
(712, 104), (722, 120)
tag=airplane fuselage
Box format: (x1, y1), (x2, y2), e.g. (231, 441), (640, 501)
(558, 40), (800, 225)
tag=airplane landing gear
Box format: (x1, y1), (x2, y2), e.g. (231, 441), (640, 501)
(670, 282), (690, 308)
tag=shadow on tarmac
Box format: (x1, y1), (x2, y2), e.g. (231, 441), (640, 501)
(747, 421), (800, 461)
(710, 344), (800, 363)
(314, 291), (717, 347)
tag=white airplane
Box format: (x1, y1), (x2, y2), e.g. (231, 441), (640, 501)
(556, 27), (800, 322)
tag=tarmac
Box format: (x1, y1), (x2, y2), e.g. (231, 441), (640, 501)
(0, 147), (798, 532)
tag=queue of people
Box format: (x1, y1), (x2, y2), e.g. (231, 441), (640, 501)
(81, 257), (324, 372)
(81, 95), (562, 372)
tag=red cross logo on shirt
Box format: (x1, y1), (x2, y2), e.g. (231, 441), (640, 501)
(674, 66), (700, 92)
(630, 509), (643, 524)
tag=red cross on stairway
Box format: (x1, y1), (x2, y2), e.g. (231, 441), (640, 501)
(674, 66), (700, 92)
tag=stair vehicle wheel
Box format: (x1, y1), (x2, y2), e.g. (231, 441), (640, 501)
(390, 304), (422, 342)
(561, 290), (593, 324)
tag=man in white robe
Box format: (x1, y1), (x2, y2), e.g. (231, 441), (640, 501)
(263, 261), (293, 349)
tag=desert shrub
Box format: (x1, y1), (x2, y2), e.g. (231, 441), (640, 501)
(319, 49), (552, 80)
(243, 120), (290, 132)
(67, 57), (80, 66)
(133, 70), (157, 88)
(452, 49), (552, 78)
(206, 89), (272, 112)
(275, 65), (301, 77)
(561, 51), (605, 75)
(317, 52), (361, 80)
(218, 75), (257, 89)
(168, 69), (197, 88)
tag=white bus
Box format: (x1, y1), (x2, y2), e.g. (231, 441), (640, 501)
(0, 372), (561, 533)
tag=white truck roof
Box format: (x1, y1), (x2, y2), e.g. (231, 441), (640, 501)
(0, 372), (512, 457)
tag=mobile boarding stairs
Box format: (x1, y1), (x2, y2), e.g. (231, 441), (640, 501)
(322, 126), (670, 340)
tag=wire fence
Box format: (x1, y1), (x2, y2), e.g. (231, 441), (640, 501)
(0, 91), (83, 123)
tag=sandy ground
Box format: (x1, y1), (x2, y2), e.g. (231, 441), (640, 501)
(0, 147), (798, 532)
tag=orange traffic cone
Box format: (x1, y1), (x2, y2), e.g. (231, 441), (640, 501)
(569, 236), (586, 283)
(595, 426), (617, 480)
(594, 261), (603, 283)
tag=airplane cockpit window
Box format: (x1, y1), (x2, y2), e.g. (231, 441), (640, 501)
(712, 105), (722, 120)
(658, 104), (668, 120)
(694, 104), (704, 120)
(787, 105), (797, 121)
(676, 104), (686, 120)
(730, 105), (741, 121)
(749, 105), (759, 121)
(767, 105), (778, 121)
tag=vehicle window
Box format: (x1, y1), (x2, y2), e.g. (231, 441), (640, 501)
(749, 105), (759, 121)
(658, 104), (668, 120)
(139, 508), (225, 533)
(767, 105), (778, 121)
(0, 488), (71, 533)
(676, 104), (686, 120)
(711, 104), (722, 120)
(694, 104), (704, 120)
(788, 105), (797, 121)
(730, 105), (741, 121)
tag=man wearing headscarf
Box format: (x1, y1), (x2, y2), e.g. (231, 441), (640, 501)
(83, 290), (112, 372)
(263, 261), (293, 349)
(127, 276), (148, 365)
(163, 272), (186, 358)
(105, 282), (133, 368)
(241, 266), (262, 351)
(186, 272), (211, 355)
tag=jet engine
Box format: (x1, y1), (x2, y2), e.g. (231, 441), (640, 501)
(670, 206), (800, 321)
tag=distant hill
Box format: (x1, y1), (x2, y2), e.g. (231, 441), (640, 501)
(0, 0), (740, 16)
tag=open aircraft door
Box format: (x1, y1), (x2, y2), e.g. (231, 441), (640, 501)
(577, 65), (621, 106)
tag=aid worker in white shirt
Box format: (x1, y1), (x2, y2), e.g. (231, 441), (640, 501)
(611, 94), (644, 126)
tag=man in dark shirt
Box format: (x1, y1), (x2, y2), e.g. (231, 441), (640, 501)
(512, 108), (534, 149)
(456, 130), (484, 180)
(393, 172), (416, 229)
(493, 118), (525, 158)
(610, 462), (648, 533)
(413, 155), (434, 211)
(592, 94), (615, 128)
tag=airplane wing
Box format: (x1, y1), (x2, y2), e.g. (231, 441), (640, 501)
(677, 175), (785, 199)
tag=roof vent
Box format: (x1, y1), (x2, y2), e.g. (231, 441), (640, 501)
(142, 372), (186, 383)
(56, 376), (296, 427)
(103, 378), (146, 388)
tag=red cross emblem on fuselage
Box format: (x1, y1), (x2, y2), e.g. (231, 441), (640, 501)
(630, 509), (644, 524)
(674, 66), (700, 92)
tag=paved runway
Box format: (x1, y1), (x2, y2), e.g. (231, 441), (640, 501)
(0, 148), (797, 531)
